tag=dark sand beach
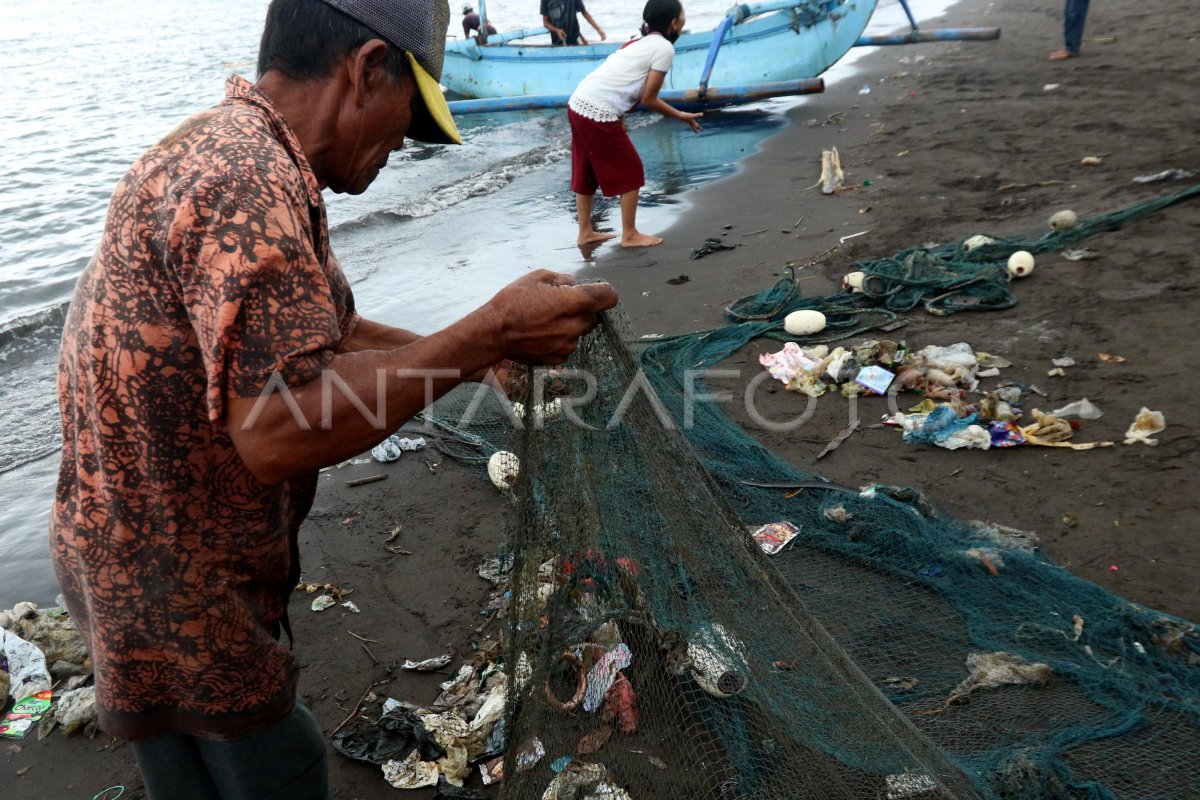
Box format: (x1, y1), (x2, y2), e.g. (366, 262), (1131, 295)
(7, 0), (1199, 796)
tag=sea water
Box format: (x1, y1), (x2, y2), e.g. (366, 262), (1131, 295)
(0, 0), (940, 605)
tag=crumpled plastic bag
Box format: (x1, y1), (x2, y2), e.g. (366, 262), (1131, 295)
(371, 435), (427, 463)
(382, 749), (440, 790)
(911, 343), (979, 391)
(541, 762), (634, 800)
(600, 673), (638, 734)
(332, 708), (445, 765)
(1022, 410), (1113, 450)
(1124, 407), (1165, 446)
(54, 684), (97, 736)
(758, 342), (819, 384)
(583, 644), (633, 712)
(947, 652), (1052, 705)
(0, 629), (51, 703)
(902, 405), (989, 450)
(3, 603), (88, 667)
(1050, 398), (1102, 420)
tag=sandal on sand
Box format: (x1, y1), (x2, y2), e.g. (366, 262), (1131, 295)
(1048, 49), (1079, 60)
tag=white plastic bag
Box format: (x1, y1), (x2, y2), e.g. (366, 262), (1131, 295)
(1, 629), (51, 703)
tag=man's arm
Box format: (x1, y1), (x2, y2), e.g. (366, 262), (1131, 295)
(338, 318), (421, 353)
(542, 14), (567, 40)
(640, 71), (703, 132)
(225, 272), (617, 485)
(581, 9), (606, 41)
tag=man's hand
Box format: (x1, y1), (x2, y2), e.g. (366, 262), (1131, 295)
(597, 28), (607, 41)
(485, 270), (618, 365)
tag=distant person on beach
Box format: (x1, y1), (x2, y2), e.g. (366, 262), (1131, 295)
(462, 4), (497, 39)
(568, 0), (701, 248)
(542, 0), (606, 45)
(1049, 0), (1090, 59)
(50, 0), (616, 797)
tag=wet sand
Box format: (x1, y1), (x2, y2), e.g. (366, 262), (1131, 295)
(9, 0), (1199, 796)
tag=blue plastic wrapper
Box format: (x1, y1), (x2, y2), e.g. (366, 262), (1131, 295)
(989, 420), (1025, 447)
(902, 405), (979, 445)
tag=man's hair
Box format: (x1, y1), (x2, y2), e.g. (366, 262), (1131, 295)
(257, 0), (408, 82)
(642, 0), (683, 35)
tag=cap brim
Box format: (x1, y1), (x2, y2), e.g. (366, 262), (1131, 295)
(405, 52), (462, 145)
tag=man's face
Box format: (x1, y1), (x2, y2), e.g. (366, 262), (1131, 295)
(666, 11), (686, 43)
(328, 67), (418, 195)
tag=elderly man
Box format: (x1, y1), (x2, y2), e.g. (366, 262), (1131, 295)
(51, 0), (616, 797)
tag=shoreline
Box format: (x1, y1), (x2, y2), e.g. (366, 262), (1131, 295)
(7, 0), (1199, 796)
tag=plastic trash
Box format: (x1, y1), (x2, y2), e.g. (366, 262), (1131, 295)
(820, 147), (845, 194)
(334, 708), (445, 765)
(0, 629), (51, 703)
(371, 435), (426, 463)
(310, 595), (336, 612)
(1124, 407), (1166, 446)
(403, 654), (453, 672)
(748, 522), (801, 555)
(911, 343), (979, 390)
(382, 749), (440, 790)
(54, 684), (97, 735)
(1131, 169), (1196, 184)
(0, 690), (53, 739)
(540, 762), (633, 800)
(600, 673), (639, 734)
(1051, 398), (1103, 419)
(855, 365), (895, 395)
(1051, 357), (1076, 368)
(582, 644), (633, 713)
(902, 406), (989, 450)
(688, 237), (735, 260)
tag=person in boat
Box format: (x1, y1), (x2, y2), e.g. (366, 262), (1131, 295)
(50, 0), (617, 797)
(462, 4), (497, 39)
(1049, 0), (1090, 60)
(541, 0), (606, 46)
(568, 0), (701, 248)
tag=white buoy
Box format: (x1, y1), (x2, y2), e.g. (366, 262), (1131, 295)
(842, 271), (866, 293)
(783, 310), (827, 336)
(1007, 251), (1036, 278)
(1049, 210), (1078, 231)
(963, 234), (996, 252)
(487, 451), (520, 490)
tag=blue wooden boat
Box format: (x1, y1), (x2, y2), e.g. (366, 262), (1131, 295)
(442, 0), (879, 100)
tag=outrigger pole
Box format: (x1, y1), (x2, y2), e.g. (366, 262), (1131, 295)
(447, 78), (825, 115)
(854, 0), (999, 46)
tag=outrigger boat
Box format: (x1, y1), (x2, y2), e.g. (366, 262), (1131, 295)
(445, 0), (999, 115)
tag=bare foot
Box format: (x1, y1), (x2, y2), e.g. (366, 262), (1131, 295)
(1048, 49), (1079, 60)
(620, 231), (663, 248)
(577, 229), (617, 246)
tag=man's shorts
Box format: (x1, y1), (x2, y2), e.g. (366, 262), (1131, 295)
(569, 108), (645, 197)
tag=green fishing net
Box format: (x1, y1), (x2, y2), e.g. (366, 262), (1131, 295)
(419, 186), (1200, 799)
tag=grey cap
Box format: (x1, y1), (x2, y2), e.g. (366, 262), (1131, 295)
(323, 0), (450, 81)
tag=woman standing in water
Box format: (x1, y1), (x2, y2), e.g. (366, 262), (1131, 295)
(567, 0), (703, 248)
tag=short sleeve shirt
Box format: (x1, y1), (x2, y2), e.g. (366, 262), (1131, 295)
(569, 34), (676, 120)
(51, 75), (359, 742)
(541, 0), (587, 44)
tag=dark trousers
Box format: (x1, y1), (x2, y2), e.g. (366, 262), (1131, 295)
(1064, 0), (1090, 53)
(131, 702), (331, 800)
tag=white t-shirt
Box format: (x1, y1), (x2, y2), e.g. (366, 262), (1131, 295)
(569, 34), (676, 121)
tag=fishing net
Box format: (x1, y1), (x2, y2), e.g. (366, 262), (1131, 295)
(419, 186), (1200, 799)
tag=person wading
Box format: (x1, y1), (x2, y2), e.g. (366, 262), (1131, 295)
(50, 0), (617, 797)
(567, 0), (701, 248)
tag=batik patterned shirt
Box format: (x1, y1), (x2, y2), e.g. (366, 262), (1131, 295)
(52, 75), (359, 741)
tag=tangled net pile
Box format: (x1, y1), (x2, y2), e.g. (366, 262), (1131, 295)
(422, 187), (1200, 799)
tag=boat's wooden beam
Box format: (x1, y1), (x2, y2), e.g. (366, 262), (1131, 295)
(855, 27), (1000, 46)
(446, 78), (825, 116)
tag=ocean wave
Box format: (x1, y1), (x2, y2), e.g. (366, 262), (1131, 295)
(330, 138), (571, 234)
(0, 302), (68, 348)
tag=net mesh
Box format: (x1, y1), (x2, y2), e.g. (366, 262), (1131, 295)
(419, 186), (1200, 799)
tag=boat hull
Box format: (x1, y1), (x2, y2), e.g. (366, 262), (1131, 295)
(442, 0), (878, 99)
